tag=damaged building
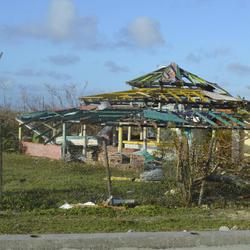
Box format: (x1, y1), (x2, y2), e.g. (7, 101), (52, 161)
(16, 63), (250, 168)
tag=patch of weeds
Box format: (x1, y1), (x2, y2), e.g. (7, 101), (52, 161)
(65, 207), (116, 217)
(124, 205), (165, 216)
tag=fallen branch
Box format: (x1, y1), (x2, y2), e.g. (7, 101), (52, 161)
(205, 174), (250, 188)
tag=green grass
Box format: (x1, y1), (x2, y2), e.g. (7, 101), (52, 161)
(1, 153), (170, 210)
(0, 207), (249, 234)
(0, 153), (249, 234)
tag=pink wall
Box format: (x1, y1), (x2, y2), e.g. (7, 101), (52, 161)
(21, 141), (61, 160)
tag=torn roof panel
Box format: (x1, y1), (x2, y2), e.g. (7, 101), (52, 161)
(80, 87), (242, 106)
(202, 91), (240, 102)
(80, 88), (208, 101)
(16, 107), (250, 130)
(126, 62), (230, 96)
(78, 63), (248, 107)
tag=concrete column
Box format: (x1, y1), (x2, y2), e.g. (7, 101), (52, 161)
(243, 130), (250, 159)
(82, 124), (87, 158)
(143, 127), (147, 150)
(139, 130), (143, 140)
(18, 124), (22, 141)
(212, 129), (216, 138)
(118, 126), (123, 153)
(52, 123), (56, 137)
(62, 122), (67, 160)
(127, 126), (132, 141)
(231, 129), (240, 164)
(157, 127), (161, 143)
(157, 101), (162, 144)
(80, 124), (87, 137)
(82, 124), (86, 137)
(158, 98), (162, 109)
(112, 127), (117, 147)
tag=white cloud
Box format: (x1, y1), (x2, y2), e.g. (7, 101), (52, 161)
(185, 53), (202, 64)
(185, 47), (231, 64)
(0, 0), (105, 50)
(205, 47), (231, 59)
(48, 54), (80, 65)
(104, 60), (129, 73)
(117, 17), (165, 49)
(14, 68), (72, 80)
(0, 76), (13, 90)
(1, 4), (164, 51)
(47, 0), (76, 41)
(228, 63), (250, 75)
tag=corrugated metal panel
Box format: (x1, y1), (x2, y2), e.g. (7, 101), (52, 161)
(202, 90), (240, 101)
(143, 110), (188, 123)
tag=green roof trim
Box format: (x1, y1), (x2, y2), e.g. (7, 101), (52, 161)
(208, 111), (232, 127)
(194, 111), (218, 127)
(220, 112), (246, 127)
(143, 109), (188, 123)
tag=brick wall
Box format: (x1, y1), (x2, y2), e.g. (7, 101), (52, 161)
(21, 141), (61, 160)
(21, 142), (144, 168)
(86, 145), (144, 169)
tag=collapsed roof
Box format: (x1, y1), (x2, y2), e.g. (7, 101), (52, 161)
(127, 62), (230, 95)
(80, 63), (241, 107)
(16, 63), (249, 145)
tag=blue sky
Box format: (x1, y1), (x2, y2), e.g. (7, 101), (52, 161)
(1, 0), (250, 107)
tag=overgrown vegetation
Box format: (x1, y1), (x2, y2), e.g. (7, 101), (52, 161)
(159, 129), (250, 207)
(2, 153), (249, 211)
(0, 108), (249, 233)
(0, 108), (19, 152)
(0, 153), (249, 233)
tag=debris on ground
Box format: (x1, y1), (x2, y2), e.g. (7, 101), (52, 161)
(165, 188), (180, 196)
(106, 195), (136, 207)
(104, 176), (140, 182)
(59, 202), (73, 209)
(219, 226), (230, 231)
(59, 201), (96, 209)
(231, 225), (239, 230)
(82, 201), (96, 207)
(140, 168), (164, 181)
(135, 150), (164, 182)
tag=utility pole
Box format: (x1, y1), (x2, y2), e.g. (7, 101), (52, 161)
(103, 139), (112, 197)
(0, 52), (3, 207)
(0, 121), (3, 207)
